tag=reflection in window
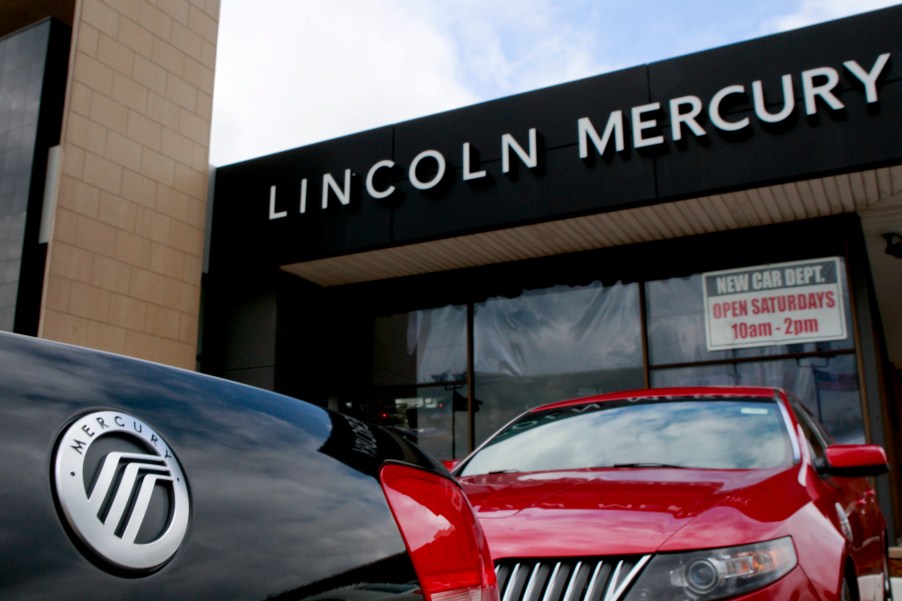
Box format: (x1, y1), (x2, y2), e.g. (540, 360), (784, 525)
(473, 281), (643, 444)
(459, 398), (793, 476)
(650, 355), (864, 443)
(372, 305), (466, 386)
(367, 257), (869, 461)
(645, 259), (863, 444)
(0, 24), (50, 331)
(646, 264), (854, 366)
(365, 385), (468, 460)
(646, 274), (721, 365)
(371, 307), (469, 459)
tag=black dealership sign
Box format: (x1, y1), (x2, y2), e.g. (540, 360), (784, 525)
(210, 6), (901, 273)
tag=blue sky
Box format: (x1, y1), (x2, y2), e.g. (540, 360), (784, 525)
(209, 0), (901, 166)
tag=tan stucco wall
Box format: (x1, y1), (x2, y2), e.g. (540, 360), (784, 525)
(39, 0), (218, 369)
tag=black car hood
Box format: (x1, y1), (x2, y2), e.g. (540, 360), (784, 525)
(0, 332), (437, 600)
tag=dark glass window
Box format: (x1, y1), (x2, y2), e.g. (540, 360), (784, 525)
(473, 281), (643, 444)
(368, 255), (865, 459)
(372, 305), (467, 386)
(0, 24), (48, 331)
(646, 270), (854, 366)
(370, 305), (468, 458)
(646, 259), (863, 443)
(791, 398), (831, 462)
(370, 281), (644, 459)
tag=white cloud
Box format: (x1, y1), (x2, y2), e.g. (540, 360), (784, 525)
(210, 0), (901, 166)
(210, 0), (623, 165)
(210, 0), (479, 165)
(422, 0), (612, 92)
(765, 0), (900, 32)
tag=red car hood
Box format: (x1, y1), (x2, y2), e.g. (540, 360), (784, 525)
(458, 466), (807, 558)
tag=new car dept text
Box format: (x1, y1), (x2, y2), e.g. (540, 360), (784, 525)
(268, 52), (890, 221)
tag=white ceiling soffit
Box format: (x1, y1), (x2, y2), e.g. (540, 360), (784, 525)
(282, 165), (902, 288)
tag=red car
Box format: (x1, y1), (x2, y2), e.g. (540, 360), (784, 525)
(451, 387), (892, 601)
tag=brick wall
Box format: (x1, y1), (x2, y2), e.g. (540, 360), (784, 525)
(40, 0), (218, 369)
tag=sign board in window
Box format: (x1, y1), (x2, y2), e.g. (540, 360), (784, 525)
(703, 258), (847, 351)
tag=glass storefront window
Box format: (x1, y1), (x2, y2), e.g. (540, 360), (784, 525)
(368, 256), (866, 459)
(647, 258), (863, 444)
(646, 260), (854, 367)
(649, 355), (864, 443)
(371, 306), (468, 458)
(646, 274), (726, 365)
(372, 304), (467, 386)
(473, 281), (644, 444)
(365, 384), (470, 460)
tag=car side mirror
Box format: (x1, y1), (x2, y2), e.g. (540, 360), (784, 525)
(820, 444), (888, 477)
(442, 459), (460, 472)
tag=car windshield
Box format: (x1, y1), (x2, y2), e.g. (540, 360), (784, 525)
(458, 397), (794, 476)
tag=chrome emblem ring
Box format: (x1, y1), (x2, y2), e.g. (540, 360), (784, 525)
(53, 411), (190, 572)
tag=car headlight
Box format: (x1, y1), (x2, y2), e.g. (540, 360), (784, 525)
(624, 537), (797, 600)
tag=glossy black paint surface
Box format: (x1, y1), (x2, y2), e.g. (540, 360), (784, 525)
(0, 331), (439, 600)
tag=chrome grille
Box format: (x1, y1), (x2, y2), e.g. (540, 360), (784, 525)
(495, 557), (651, 601)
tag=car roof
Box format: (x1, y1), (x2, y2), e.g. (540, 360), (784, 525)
(532, 386), (784, 414)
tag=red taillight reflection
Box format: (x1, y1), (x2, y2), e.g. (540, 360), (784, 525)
(380, 463), (499, 601)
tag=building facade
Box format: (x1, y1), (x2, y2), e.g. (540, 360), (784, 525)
(0, 0), (218, 369)
(3, 0), (900, 541)
(206, 6), (902, 535)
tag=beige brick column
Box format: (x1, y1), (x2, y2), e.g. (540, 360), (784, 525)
(39, 0), (219, 369)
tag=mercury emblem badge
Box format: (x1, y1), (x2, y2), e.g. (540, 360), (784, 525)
(53, 411), (190, 572)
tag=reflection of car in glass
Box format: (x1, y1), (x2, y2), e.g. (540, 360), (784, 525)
(451, 386), (892, 601)
(0, 331), (497, 601)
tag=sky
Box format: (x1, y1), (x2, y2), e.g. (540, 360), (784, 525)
(208, 0), (902, 167)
